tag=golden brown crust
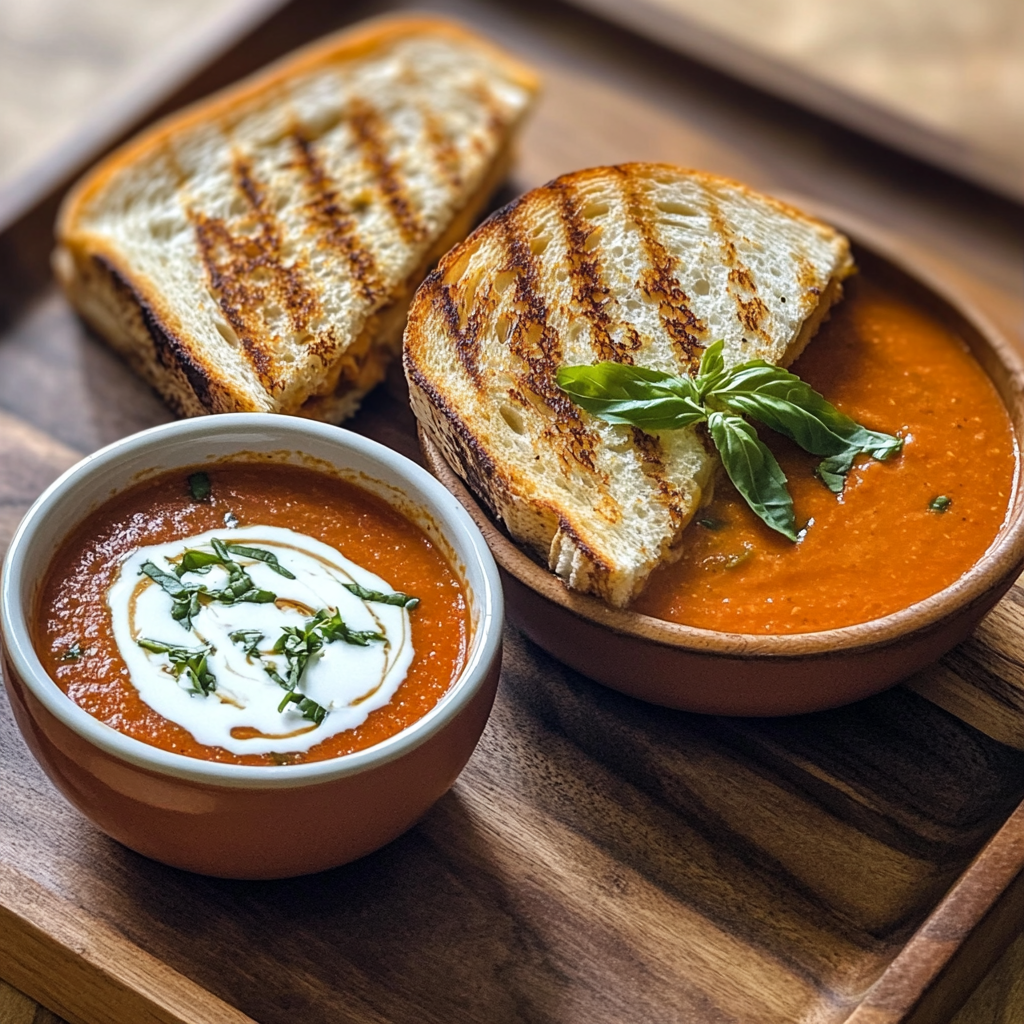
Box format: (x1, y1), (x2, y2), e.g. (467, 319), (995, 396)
(56, 15), (539, 239)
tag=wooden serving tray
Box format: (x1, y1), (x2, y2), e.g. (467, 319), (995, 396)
(2, 2), (1024, 1023)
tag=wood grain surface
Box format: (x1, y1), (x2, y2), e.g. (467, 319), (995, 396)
(1, 0), (1024, 1022)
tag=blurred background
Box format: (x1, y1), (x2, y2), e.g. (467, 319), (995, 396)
(1, 0), (1021, 224)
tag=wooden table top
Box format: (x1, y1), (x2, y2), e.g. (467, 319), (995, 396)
(1, 1), (1023, 1021)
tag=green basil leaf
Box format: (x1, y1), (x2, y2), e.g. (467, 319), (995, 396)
(816, 451), (857, 494)
(556, 363), (705, 431)
(176, 549), (221, 576)
(929, 495), (952, 513)
(709, 361), (902, 461)
(313, 606), (386, 645)
(697, 340), (725, 385)
(235, 588), (277, 604)
(277, 690), (328, 724)
(707, 411), (797, 542)
(137, 638), (217, 696)
(224, 543), (297, 579)
(229, 629), (264, 656)
(140, 560), (188, 596)
(342, 582), (420, 609)
(188, 472), (212, 502)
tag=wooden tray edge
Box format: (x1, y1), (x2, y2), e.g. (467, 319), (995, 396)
(845, 803), (1024, 1023)
(0, 862), (255, 1024)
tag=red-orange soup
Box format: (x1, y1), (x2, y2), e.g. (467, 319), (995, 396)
(34, 463), (469, 765)
(633, 277), (1017, 634)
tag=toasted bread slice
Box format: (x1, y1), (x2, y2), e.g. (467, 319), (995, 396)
(404, 164), (854, 607)
(53, 16), (538, 420)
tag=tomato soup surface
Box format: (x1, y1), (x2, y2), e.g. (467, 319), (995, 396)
(634, 277), (1017, 634)
(35, 463), (469, 765)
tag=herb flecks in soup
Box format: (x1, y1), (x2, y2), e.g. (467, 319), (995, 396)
(36, 464), (469, 765)
(632, 278), (1016, 634)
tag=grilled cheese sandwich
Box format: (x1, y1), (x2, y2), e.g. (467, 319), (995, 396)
(404, 164), (853, 606)
(54, 16), (539, 420)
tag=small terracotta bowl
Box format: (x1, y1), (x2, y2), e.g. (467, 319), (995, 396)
(1, 415), (503, 879)
(419, 217), (1024, 717)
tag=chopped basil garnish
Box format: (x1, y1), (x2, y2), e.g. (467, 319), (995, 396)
(188, 472), (212, 502)
(140, 559), (204, 630)
(229, 629), (264, 656)
(224, 543), (296, 579)
(141, 540), (278, 630)
(138, 543), (403, 731)
(343, 582), (420, 609)
(176, 550), (221, 576)
(557, 340), (903, 541)
(137, 637), (217, 696)
(256, 608), (388, 725)
(313, 606), (387, 646)
(929, 495), (952, 513)
(277, 690), (328, 724)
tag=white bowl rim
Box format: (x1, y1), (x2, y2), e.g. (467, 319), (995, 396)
(1, 414), (504, 790)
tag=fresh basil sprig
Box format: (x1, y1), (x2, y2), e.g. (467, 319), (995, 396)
(556, 340), (903, 541)
(137, 637), (217, 696)
(707, 411), (797, 541)
(554, 362), (706, 432)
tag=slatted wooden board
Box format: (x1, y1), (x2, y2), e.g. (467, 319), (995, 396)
(2, 1), (1024, 1022)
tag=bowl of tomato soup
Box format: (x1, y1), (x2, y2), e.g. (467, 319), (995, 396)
(0, 415), (503, 878)
(420, 216), (1024, 716)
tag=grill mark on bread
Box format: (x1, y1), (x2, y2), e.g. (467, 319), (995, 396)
(553, 512), (614, 581)
(630, 426), (690, 528)
(191, 156), (322, 391)
(728, 265), (770, 339)
(432, 271), (488, 389)
(467, 78), (508, 139)
(291, 129), (384, 304)
(421, 108), (463, 191)
(496, 207), (599, 473)
(707, 196), (772, 342)
(619, 171), (707, 368)
(95, 255), (215, 411)
(349, 97), (426, 243)
(553, 179), (639, 364)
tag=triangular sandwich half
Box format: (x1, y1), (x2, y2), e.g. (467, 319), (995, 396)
(404, 164), (853, 606)
(54, 16), (539, 421)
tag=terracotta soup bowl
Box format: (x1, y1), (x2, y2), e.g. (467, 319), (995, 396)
(419, 215), (1024, 717)
(1, 415), (503, 878)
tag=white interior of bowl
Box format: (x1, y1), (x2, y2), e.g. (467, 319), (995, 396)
(1, 415), (503, 789)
